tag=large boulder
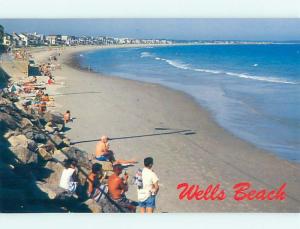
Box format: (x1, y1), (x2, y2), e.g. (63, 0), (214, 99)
(62, 147), (91, 169)
(43, 111), (64, 125)
(49, 134), (64, 148)
(9, 146), (38, 164)
(8, 135), (29, 148)
(33, 133), (47, 143)
(45, 122), (55, 134)
(38, 147), (52, 161)
(52, 150), (68, 163)
(44, 161), (64, 186)
(20, 118), (34, 129)
(0, 111), (19, 130)
(36, 182), (65, 199)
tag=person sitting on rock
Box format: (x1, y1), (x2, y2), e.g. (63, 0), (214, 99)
(95, 135), (137, 165)
(87, 163), (107, 201)
(108, 164), (137, 212)
(59, 158), (78, 194)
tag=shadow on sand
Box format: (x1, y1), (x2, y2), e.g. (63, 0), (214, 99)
(70, 128), (196, 145)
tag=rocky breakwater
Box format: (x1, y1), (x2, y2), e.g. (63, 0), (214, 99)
(0, 91), (112, 213)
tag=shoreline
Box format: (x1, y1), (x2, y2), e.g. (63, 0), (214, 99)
(69, 45), (299, 165)
(2, 45), (300, 212)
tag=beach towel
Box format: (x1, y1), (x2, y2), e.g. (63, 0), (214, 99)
(132, 168), (143, 189)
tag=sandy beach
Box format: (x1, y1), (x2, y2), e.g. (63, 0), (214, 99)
(2, 45), (300, 212)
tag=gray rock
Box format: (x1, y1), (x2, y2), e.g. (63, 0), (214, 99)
(0, 112), (19, 130)
(50, 134), (64, 148)
(52, 150), (68, 163)
(63, 147), (91, 169)
(8, 135), (28, 148)
(27, 139), (38, 152)
(36, 182), (65, 199)
(4, 130), (15, 139)
(45, 125), (55, 134)
(43, 112), (64, 125)
(38, 147), (52, 160)
(20, 118), (33, 129)
(56, 123), (64, 132)
(9, 146), (38, 164)
(84, 199), (102, 213)
(44, 161), (64, 186)
(33, 133), (47, 143)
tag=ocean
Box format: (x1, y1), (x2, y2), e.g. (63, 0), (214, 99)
(77, 44), (300, 162)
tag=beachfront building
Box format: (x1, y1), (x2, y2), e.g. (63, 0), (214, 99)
(12, 33), (25, 47)
(27, 32), (45, 46)
(3, 33), (13, 47)
(45, 35), (62, 46)
(61, 35), (76, 46)
(18, 33), (29, 46)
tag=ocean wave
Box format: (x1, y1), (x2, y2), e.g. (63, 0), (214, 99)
(140, 52), (153, 58)
(225, 72), (297, 84)
(140, 51), (298, 85)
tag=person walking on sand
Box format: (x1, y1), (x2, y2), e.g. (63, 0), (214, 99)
(137, 157), (159, 213)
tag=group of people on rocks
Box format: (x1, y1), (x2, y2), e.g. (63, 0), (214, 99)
(59, 135), (160, 213)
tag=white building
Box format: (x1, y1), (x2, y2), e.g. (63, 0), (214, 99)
(18, 33), (29, 46)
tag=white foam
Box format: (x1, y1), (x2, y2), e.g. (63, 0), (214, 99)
(225, 72), (297, 84)
(165, 59), (190, 70)
(140, 52), (153, 58)
(140, 52), (298, 85)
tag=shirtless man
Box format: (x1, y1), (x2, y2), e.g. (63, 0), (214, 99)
(108, 164), (137, 212)
(95, 135), (137, 165)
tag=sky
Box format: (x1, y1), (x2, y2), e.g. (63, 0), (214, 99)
(0, 19), (300, 41)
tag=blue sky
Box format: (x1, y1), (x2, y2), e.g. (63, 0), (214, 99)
(0, 19), (299, 41)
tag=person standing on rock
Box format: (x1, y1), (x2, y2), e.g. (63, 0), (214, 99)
(59, 159), (78, 194)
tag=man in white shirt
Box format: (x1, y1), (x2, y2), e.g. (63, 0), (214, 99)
(137, 157), (159, 213)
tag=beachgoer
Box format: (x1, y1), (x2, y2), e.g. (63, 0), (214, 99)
(64, 110), (71, 123)
(108, 164), (137, 212)
(47, 76), (54, 85)
(137, 157), (159, 213)
(41, 94), (50, 102)
(59, 159), (78, 194)
(87, 163), (105, 199)
(95, 135), (137, 165)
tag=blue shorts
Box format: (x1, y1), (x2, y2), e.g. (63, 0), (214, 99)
(96, 155), (110, 161)
(139, 195), (156, 209)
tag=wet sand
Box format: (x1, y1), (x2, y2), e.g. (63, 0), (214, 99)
(9, 45), (300, 212)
